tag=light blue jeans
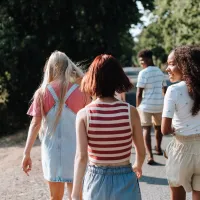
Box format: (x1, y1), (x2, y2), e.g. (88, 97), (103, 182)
(83, 164), (141, 200)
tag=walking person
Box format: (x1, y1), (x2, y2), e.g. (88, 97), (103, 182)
(72, 54), (146, 200)
(136, 49), (167, 165)
(162, 45), (200, 200)
(21, 51), (91, 200)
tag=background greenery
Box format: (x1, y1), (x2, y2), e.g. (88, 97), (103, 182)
(0, 0), (153, 135)
(134, 0), (200, 68)
(0, 0), (199, 135)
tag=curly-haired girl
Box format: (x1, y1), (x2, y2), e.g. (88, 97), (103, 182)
(162, 45), (200, 200)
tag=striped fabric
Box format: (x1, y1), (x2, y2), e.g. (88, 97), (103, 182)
(86, 101), (132, 164)
(136, 66), (167, 113)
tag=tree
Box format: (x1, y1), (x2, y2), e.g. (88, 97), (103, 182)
(134, 22), (167, 66)
(135, 0), (200, 66)
(0, 0), (154, 134)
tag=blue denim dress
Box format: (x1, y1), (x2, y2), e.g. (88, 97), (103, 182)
(40, 84), (78, 182)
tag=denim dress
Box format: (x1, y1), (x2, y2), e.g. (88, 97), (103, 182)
(41, 84), (78, 182)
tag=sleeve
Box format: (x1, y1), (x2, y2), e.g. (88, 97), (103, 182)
(67, 89), (92, 114)
(162, 86), (177, 118)
(27, 91), (42, 117)
(136, 71), (147, 88)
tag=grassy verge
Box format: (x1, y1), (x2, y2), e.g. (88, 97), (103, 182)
(0, 129), (28, 147)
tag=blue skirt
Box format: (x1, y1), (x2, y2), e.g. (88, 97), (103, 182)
(83, 165), (141, 200)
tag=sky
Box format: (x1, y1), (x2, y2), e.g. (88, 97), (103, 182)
(129, 1), (152, 40)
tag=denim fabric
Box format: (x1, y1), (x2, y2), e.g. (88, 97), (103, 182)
(83, 165), (141, 200)
(41, 84), (78, 182)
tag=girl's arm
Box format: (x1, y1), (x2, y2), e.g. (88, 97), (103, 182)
(72, 109), (88, 200)
(130, 106), (145, 178)
(21, 116), (42, 175)
(161, 117), (174, 135)
(136, 87), (144, 107)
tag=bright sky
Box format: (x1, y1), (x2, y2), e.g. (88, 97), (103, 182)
(129, 1), (151, 40)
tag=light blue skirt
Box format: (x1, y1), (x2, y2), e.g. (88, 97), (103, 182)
(83, 164), (141, 200)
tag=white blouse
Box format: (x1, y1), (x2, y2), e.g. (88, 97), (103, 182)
(162, 81), (200, 136)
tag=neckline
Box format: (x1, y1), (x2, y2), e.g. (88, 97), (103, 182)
(92, 100), (122, 104)
(177, 81), (186, 85)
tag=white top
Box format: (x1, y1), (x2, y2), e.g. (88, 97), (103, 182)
(162, 81), (200, 136)
(136, 66), (167, 113)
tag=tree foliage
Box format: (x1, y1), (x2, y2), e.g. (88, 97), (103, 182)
(0, 0), (153, 134)
(135, 0), (200, 66)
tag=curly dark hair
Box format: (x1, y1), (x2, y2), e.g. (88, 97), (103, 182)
(174, 45), (200, 116)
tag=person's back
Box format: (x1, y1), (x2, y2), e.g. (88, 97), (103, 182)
(22, 51), (91, 200)
(86, 101), (132, 164)
(72, 54), (145, 200)
(40, 83), (79, 182)
(138, 66), (166, 113)
(136, 49), (167, 165)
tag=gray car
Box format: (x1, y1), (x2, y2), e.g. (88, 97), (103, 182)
(123, 67), (170, 106)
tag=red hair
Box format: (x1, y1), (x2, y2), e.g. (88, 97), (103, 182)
(81, 54), (133, 97)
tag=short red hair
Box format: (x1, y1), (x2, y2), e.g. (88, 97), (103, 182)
(81, 54), (133, 97)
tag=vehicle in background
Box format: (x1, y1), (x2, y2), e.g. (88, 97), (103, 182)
(122, 67), (140, 106)
(123, 67), (171, 106)
(123, 67), (141, 87)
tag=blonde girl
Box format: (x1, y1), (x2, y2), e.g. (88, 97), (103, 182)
(21, 51), (91, 200)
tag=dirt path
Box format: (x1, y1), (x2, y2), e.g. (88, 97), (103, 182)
(0, 131), (192, 200)
(0, 131), (58, 200)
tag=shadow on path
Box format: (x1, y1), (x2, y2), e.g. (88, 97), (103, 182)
(139, 175), (168, 186)
(147, 161), (165, 166)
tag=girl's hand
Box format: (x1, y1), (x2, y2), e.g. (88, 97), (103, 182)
(132, 164), (142, 179)
(21, 154), (32, 176)
(171, 127), (176, 135)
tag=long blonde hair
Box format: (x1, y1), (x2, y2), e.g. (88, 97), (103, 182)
(35, 50), (84, 138)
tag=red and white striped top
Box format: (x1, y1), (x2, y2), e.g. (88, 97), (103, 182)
(86, 101), (132, 164)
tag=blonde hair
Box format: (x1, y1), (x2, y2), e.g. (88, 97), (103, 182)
(35, 50), (84, 138)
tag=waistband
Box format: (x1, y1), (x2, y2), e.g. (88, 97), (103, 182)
(87, 164), (133, 175)
(175, 133), (200, 142)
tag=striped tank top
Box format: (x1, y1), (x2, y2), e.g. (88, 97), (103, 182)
(86, 101), (132, 164)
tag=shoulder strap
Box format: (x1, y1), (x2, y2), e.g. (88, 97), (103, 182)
(64, 84), (79, 102)
(47, 84), (59, 102)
